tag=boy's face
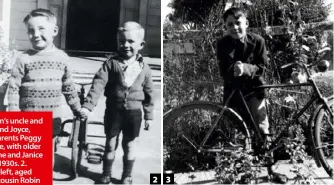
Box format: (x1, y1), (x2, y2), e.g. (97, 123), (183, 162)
(225, 15), (248, 40)
(118, 30), (145, 60)
(26, 16), (58, 51)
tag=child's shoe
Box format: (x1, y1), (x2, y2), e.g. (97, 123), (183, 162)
(100, 158), (114, 184)
(122, 158), (135, 184)
(121, 176), (132, 184)
(99, 175), (112, 184)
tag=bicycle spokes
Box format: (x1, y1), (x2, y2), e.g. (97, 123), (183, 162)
(315, 102), (334, 179)
(318, 122), (333, 156)
(164, 103), (250, 173)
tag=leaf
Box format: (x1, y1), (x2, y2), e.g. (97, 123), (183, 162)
(307, 36), (317, 42)
(225, 0), (233, 11)
(288, 0), (299, 6)
(242, 0), (253, 5)
(302, 45), (310, 52)
(300, 54), (308, 63)
(284, 95), (296, 104)
(317, 47), (331, 54)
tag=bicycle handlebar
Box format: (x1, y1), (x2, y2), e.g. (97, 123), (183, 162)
(280, 48), (330, 70)
(74, 82), (92, 86)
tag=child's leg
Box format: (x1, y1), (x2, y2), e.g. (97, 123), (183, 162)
(246, 96), (269, 135)
(122, 136), (137, 160)
(121, 109), (142, 181)
(122, 136), (138, 180)
(102, 135), (119, 176)
(100, 109), (122, 183)
(246, 97), (288, 183)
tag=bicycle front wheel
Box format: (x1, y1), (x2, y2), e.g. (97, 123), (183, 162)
(164, 101), (251, 173)
(314, 98), (334, 179)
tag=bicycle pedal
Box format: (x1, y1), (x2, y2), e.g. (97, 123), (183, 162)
(67, 141), (73, 148)
(87, 154), (102, 164)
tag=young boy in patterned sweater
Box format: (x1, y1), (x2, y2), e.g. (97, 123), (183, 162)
(81, 21), (154, 184)
(8, 9), (83, 169)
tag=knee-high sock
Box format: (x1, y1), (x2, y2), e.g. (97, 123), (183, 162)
(122, 156), (135, 178)
(102, 158), (114, 176)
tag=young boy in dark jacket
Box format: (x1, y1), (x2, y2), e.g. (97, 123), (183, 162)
(217, 7), (287, 183)
(81, 21), (154, 184)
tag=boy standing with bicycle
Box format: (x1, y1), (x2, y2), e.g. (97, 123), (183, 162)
(216, 7), (287, 183)
(81, 21), (154, 184)
(8, 9), (83, 169)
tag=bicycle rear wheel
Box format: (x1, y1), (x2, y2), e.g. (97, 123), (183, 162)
(314, 98), (334, 179)
(164, 101), (251, 174)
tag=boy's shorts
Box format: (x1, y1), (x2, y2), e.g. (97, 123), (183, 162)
(104, 108), (142, 139)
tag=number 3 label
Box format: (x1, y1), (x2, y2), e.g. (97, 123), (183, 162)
(163, 173), (174, 184)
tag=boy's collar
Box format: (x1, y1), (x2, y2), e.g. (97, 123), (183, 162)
(239, 36), (246, 43)
(31, 44), (56, 53)
(229, 33), (254, 45)
(121, 55), (137, 64)
(109, 53), (143, 64)
(28, 44), (57, 55)
(119, 54), (143, 62)
(230, 35), (246, 44)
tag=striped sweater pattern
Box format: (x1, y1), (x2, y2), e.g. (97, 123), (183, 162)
(7, 49), (80, 114)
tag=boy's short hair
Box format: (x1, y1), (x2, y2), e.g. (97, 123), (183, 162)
(223, 7), (247, 22)
(118, 21), (145, 40)
(23, 8), (57, 25)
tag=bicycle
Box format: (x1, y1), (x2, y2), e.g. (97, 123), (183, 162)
(164, 57), (333, 181)
(60, 81), (104, 177)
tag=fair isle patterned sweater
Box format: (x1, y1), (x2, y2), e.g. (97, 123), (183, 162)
(7, 48), (80, 116)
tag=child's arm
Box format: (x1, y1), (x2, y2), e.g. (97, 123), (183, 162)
(241, 37), (267, 79)
(62, 65), (81, 114)
(142, 67), (154, 121)
(7, 57), (25, 111)
(82, 60), (111, 111)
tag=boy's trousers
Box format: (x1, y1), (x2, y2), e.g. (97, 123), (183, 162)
(246, 96), (269, 135)
(228, 95), (269, 135)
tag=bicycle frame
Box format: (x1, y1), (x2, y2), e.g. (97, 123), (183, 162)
(199, 63), (333, 154)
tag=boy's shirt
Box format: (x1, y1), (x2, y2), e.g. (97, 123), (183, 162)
(216, 32), (268, 99)
(83, 54), (154, 120)
(119, 56), (144, 87)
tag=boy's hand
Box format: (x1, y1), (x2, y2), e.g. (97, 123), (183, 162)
(80, 108), (91, 120)
(234, 61), (244, 77)
(144, 120), (152, 131)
